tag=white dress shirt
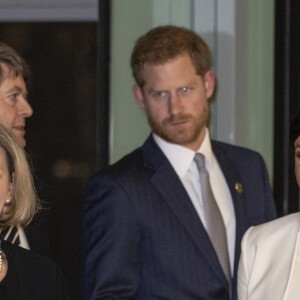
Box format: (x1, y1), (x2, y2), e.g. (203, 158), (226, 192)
(153, 129), (236, 274)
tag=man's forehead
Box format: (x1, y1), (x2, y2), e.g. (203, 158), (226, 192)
(0, 63), (11, 75)
(0, 67), (25, 89)
(0, 63), (20, 82)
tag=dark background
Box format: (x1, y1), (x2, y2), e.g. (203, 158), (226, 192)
(0, 3), (110, 299)
(0, 22), (97, 300)
(274, 0), (300, 216)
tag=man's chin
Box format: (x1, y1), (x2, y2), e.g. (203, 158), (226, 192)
(157, 132), (195, 145)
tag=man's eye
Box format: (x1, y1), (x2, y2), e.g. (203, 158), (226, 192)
(9, 93), (18, 99)
(154, 91), (168, 98)
(6, 93), (18, 102)
(178, 87), (191, 95)
(296, 150), (300, 158)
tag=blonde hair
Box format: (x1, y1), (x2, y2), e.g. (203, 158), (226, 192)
(0, 125), (39, 228)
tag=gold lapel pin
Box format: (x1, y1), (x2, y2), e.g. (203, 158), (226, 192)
(234, 182), (243, 193)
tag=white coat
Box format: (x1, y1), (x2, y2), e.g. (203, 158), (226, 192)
(238, 212), (300, 300)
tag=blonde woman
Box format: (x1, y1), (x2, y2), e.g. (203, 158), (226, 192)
(0, 125), (68, 299)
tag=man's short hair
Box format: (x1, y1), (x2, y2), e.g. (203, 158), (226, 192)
(130, 25), (211, 87)
(0, 42), (30, 85)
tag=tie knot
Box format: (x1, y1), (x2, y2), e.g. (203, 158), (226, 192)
(194, 153), (206, 171)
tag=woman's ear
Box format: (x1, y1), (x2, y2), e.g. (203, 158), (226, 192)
(133, 84), (145, 109)
(9, 172), (15, 194)
(9, 182), (13, 194)
(5, 182), (13, 204)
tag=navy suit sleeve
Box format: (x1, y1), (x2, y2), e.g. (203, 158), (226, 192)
(83, 172), (141, 299)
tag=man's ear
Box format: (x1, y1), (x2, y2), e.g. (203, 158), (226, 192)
(133, 84), (145, 109)
(203, 71), (215, 99)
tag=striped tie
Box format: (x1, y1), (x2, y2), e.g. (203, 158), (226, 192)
(0, 225), (20, 245)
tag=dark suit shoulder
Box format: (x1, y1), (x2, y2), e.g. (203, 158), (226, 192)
(212, 140), (263, 158)
(2, 240), (68, 299)
(111, 147), (144, 173)
(91, 146), (146, 181)
(212, 140), (267, 171)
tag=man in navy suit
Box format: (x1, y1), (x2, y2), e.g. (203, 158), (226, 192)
(83, 25), (276, 299)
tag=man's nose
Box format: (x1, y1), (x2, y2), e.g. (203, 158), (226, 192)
(19, 97), (33, 117)
(168, 93), (183, 115)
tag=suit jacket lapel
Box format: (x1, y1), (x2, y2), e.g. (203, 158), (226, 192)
(142, 136), (229, 288)
(212, 142), (247, 275)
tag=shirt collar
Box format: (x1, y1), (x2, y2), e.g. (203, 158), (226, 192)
(153, 128), (213, 177)
(199, 129), (214, 169)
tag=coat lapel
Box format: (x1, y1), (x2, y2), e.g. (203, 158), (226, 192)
(142, 136), (229, 288)
(212, 142), (247, 275)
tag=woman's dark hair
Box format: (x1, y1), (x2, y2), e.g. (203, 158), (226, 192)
(290, 110), (300, 147)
